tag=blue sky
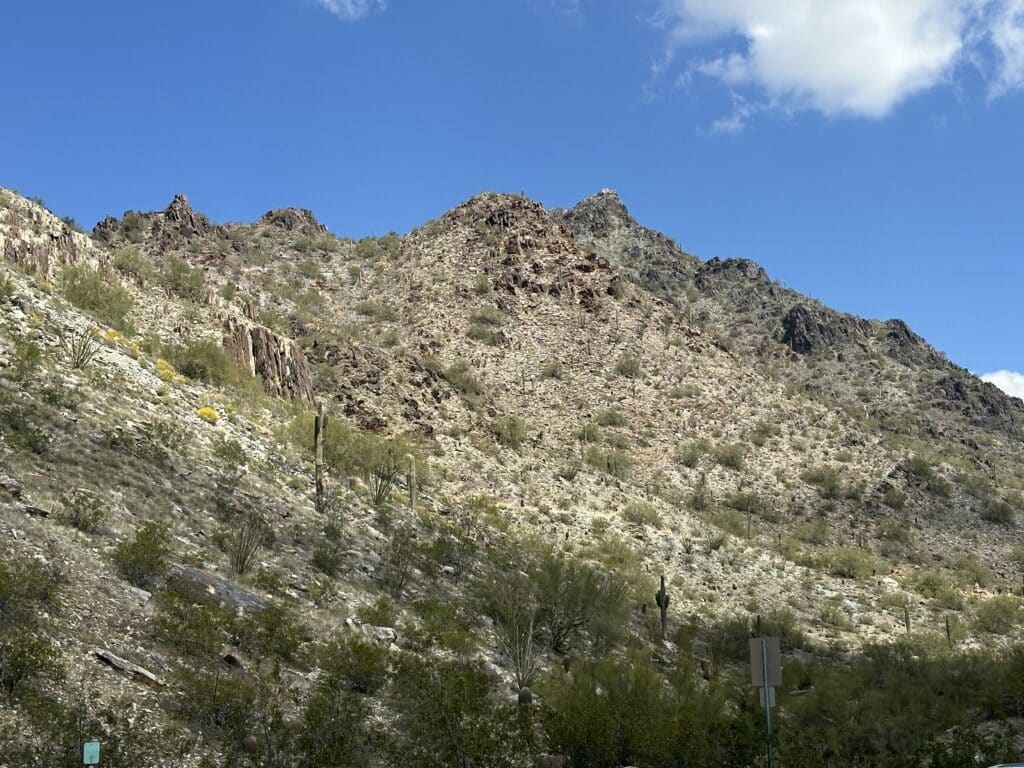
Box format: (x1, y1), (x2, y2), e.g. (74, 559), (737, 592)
(3, 1), (1023, 394)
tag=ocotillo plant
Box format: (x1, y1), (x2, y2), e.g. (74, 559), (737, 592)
(314, 401), (328, 516)
(655, 574), (670, 638)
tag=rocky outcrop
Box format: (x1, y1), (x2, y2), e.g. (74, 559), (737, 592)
(259, 207), (327, 235)
(781, 303), (871, 354)
(0, 191), (105, 277)
(223, 307), (315, 404)
(168, 566), (267, 613)
(160, 194), (212, 239)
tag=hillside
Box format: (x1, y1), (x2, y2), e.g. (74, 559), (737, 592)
(2, 185), (1024, 767)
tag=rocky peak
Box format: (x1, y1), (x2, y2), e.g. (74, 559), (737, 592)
(162, 193), (211, 238)
(560, 188), (636, 240)
(259, 207), (327, 235)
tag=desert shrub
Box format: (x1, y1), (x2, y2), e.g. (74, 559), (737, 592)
(725, 491), (765, 516)
(981, 498), (1016, 525)
(469, 305), (505, 326)
(112, 522), (172, 589)
(154, 583), (231, 661)
(177, 668), (258, 742)
(751, 420), (781, 446)
(403, 598), (477, 654)
(540, 652), (759, 768)
(357, 596), (397, 627)
(0, 271), (14, 301)
(320, 634), (390, 694)
(575, 422), (601, 444)
(622, 502), (662, 527)
(58, 265), (134, 334)
(794, 520), (829, 545)
(0, 389), (53, 455)
(539, 359), (564, 379)
(801, 465), (843, 499)
(388, 654), (536, 768)
(443, 359), (484, 397)
(677, 439), (709, 468)
(713, 443), (745, 471)
(355, 300), (398, 322)
(613, 352), (641, 378)
(0, 554), (62, 693)
(827, 546), (875, 579)
(689, 472), (712, 512)
(491, 415), (527, 448)
(379, 524), (422, 596)
(161, 339), (239, 386)
(56, 489), (107, 533)
(111, 247), (153, 283)
(235, 601), (304, 662)
(56, 326), (102, 369)
(974, 595), (1021, 635)
(584, 446), (632, 479)
(157, 255), (205, 301)
(906, 570), (963, 609)
(228, 509), (268, 576)
(297, 668), (371, 767)
(595, 408), (625, 427)
(883, 487), (908, 510)
(953, 555), (994, 589)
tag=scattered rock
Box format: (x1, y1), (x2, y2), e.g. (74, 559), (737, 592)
(94, 649), (163, 686)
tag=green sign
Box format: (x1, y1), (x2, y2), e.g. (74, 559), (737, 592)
(83, 741), (100, 765)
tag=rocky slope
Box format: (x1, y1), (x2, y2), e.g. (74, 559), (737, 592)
(2, 185), (1024, 764)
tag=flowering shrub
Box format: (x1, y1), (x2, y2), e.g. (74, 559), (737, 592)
(197, 406), (220, 424)
(156, 358), (176, 383)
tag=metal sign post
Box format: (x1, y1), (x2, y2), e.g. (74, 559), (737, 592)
(750, 637), (781, 768)
(83, 741), (100, 766)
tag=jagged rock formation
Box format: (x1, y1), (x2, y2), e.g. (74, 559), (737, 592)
(223, 305), (316, 404)
(259, 207), (327, 235)
(0, 191), (104, 276)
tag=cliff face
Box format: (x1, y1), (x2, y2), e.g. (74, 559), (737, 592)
(223, 305), (316, 404)
(0, 190), (106, 277)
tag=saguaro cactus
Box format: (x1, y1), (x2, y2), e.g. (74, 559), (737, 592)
(314, 401), (328, 516)
(655, 574), (670, 638)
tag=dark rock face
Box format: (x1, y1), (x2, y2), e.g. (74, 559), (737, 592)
(223, 309), (315, 404)
(885, 319), (924, 348)
(160, 194), (212, 239)
(779, 303), (872, 354)
(694, 258), (768, 292)
(558, 188), (633, 239)
(169, 567), (266, 613)
(931, 373), (1024, 437)
(259, 207), (327, 235)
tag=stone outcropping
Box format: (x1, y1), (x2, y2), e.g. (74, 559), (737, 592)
(259, 207), (327, 235)
(0, 190), (105, 277)
(223, 305), (315, 404)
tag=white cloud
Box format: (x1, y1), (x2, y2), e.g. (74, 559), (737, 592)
(981, 370), (1024, 399)
(658, 0), (1024, 123)
(315, 0), (387, 22)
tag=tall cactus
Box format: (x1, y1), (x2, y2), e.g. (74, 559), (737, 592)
(655, 574), (670, 639)
(314, 401), (328, 516)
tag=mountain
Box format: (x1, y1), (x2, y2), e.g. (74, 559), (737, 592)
(2, 185), (1024, 766)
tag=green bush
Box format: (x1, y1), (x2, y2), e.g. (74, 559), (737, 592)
(801, 465), (843, 499)
(112, 522), (172, 589)
(981, 498), (1016, 525)
(320, 634), (390, 694)
(388, 655), (536, 768)
(883, 487), (908, 510)
(56, 489), (107, 533)
(469, 305), (505, 326)
(974, 596), (1021, 635)
(584, 446), (632, 479)
(622, 502), (662, 527)
(491, 415), (527, 448)
(236, 601), (304, 662)
(613, 352), (641, 378)
(162, 338), (240, 385)
(58, 265), (134, 334)
(0, 554), (62, 693)
(595, 408), (625, 427)
(111, 247), (153, 283)
(443, 359), (484, 397)
(539, 359), (564, 379)
(157, 255), (206, 301)
(827, 546), (875, 579)
(713, 443), (745, 471)
(677, 439), (708, 469)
